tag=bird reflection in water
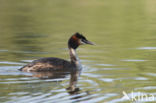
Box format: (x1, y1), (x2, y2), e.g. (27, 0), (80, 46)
(25, 67), (91, 101)
(31, 67), (81, 93)
(66, 69), (81, 93)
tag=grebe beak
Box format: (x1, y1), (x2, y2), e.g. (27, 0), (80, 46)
(82, 39), (95, 45)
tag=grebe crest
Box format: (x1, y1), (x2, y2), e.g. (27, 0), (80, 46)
(19, 32), (94, 72)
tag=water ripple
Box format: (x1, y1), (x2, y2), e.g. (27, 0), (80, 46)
(121, 59), (147, 62)
(137, 47), (156, 50)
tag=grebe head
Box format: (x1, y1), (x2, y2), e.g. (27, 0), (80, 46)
(68, 32), (94, 49)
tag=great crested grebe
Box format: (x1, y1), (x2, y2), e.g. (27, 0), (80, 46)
(19, 32), (94, 72)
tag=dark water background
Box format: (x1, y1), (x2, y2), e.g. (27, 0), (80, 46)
(0, 0), (156, 103)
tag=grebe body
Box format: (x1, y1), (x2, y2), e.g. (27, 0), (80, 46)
(19, 32), (94, 72)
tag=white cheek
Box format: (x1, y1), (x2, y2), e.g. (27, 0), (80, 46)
(80, 40), (85, 45)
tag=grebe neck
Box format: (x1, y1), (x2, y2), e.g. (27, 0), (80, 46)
(69, 48), (81, 67)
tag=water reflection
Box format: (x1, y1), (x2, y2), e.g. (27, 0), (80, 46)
(30, 67), (82, 93)
(32, 71), (70, 79)
(66, 69), (91, 101)
(27, 67), (93, 102)
(67, 70), (80, 91)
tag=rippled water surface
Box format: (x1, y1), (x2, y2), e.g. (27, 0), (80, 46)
(0, 0), (156, 103)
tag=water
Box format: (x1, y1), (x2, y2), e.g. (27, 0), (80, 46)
(0, 0), (156, 103)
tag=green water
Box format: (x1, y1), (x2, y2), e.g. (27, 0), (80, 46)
(0, 0), (156, 103)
